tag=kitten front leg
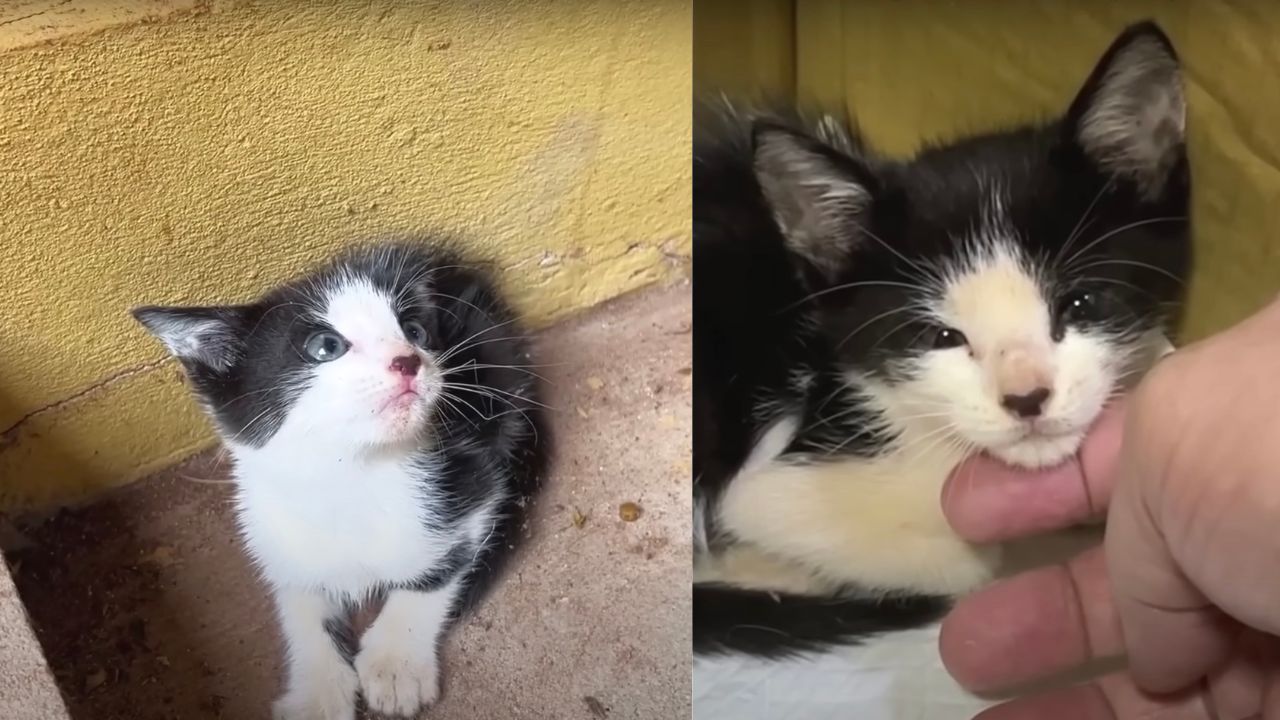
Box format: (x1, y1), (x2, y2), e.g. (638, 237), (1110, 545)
(272, 586), (359, 720)
(356, 580), (462, 717)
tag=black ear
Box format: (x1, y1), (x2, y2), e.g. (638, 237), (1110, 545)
(1065, 21), (1185, 200)
(131, 305), (248, 371)
(752, 122), (878, 277)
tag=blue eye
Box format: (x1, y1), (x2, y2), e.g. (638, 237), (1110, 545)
(402, 320), (427, 346)
(303, 331), (349, 362)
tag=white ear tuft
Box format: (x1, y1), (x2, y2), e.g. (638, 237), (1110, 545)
(132, 306), (244, 371)
(752, 124), (875, 277)
(1070, 22), (1185, 200)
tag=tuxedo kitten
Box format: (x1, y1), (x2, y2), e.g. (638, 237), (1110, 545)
(133, 242), (549, 720)
(693, 19), (1189, 669)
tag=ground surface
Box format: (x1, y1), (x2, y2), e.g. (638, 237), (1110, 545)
(8, 282), (692, 720)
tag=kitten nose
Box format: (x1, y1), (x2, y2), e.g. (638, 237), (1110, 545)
(1001, 387), (1051, 419)
(390, 354), (421, 377)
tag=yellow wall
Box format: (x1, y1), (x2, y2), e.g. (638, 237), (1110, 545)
(694, 0), (794, 98)
(0, 0), (691, 510)
(696, 0), (1280, 343)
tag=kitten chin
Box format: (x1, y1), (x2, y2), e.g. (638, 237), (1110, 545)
(988, 431), (1085, 470)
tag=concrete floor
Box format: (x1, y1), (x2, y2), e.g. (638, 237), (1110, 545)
(7, 282), (692, 720)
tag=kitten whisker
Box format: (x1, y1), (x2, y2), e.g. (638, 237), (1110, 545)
(1059, 216), (1187, 271)
(777, 280), (927, 314)
(1070, 258), (1186, 285)
(436, 319), (521, 365)
(1054, 179), (1114, 267)
(440, 361), (555, 384)
(440, 381), (551, 411)
(834, 306), (919, 351)
(437, 334), (539, 366)
(847, 217), (941, 289)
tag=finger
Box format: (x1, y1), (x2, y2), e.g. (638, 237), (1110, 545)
(972, 673), (1215, 720)
(1205, 629), (1276, 720)
(1107, 458), (1236, 694)
(943, 402), (1126, 543)
(941, 546), (1121, 693)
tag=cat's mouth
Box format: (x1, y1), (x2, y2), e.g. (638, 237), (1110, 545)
(380, 389), (421, 414)
(1018, 420), (1073, 440)
(990, 423), (1086, 469)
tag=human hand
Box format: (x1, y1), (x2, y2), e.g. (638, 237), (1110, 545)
(938, 296), (1280, 719)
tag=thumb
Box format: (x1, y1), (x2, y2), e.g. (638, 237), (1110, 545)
(1105, 439), (1236, 694)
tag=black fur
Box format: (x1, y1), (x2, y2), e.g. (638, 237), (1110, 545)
(694, 584), (950, 658)
(133, 240), (551, 624)
(323, 610), (360, 667)
(694, 21), (1191, 657)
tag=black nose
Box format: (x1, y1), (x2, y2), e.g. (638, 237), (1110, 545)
(390, 354), (421, 377)
(1001, 387), (1051, 418)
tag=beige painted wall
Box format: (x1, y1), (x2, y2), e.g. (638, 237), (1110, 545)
(0, 0), (691, 510)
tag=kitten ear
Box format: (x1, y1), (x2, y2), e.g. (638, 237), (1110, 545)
(752, 122), (877, 277)
(1065, 21), (1186, 200)
(131, 305), (247, 371)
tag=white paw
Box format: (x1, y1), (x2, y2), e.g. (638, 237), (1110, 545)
(355, 641), (441, 717)
(272, 680), (357, 720)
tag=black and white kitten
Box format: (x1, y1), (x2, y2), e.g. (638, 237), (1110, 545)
(133, 242), (549, 720)
(693, 21), (1189, 711)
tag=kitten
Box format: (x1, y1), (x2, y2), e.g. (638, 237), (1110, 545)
(693, 18), (1188, 676)
(133, 242), (549, 720)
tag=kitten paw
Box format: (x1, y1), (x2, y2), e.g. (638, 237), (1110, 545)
(272, 682), (357, 720)
(355, 642), (441, 717)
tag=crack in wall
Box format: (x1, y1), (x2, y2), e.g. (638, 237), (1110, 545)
(0, 0), (73, 29)
(0, 358), (172, 452)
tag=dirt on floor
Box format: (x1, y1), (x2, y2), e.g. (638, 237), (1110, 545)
(6, 282), (692, 720)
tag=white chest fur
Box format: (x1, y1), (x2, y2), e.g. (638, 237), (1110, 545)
(714, 421), (1001, 596)
(230, 446), (452, 599)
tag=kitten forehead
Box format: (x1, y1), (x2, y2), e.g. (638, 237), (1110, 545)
(322, 277), (403, 344)
(942, 239), (1049, 348)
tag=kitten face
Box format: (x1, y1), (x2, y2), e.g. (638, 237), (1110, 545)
(133, 246), (472, 454)
(864, 210), (1167, 468)
(279, 276), (444, 448)
(752, 22), (1189, 468)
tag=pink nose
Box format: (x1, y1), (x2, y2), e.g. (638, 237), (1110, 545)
(390, 354), (421, 377)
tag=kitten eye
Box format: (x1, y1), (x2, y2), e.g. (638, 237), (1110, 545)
(1057, 290), (1102, 325)
(401, 320), (427, 346)
(932, 327), (968, 350)
(303, 331), (349, 362)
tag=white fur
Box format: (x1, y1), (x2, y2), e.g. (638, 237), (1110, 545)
(275, 277), (444, 450)
(145, 316), (239, 370)
(916, 236), (1117, 470)
(717, 418), (999, 595)
(712, 198), (1167, 596)
(224, 280), (488, 717)
(355, 580), (461, 715)
(272, 589), (359, 720)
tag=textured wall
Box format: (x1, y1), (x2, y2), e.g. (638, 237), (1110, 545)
(0, 0), (691, 510)
(696, 0), (1280, 344)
